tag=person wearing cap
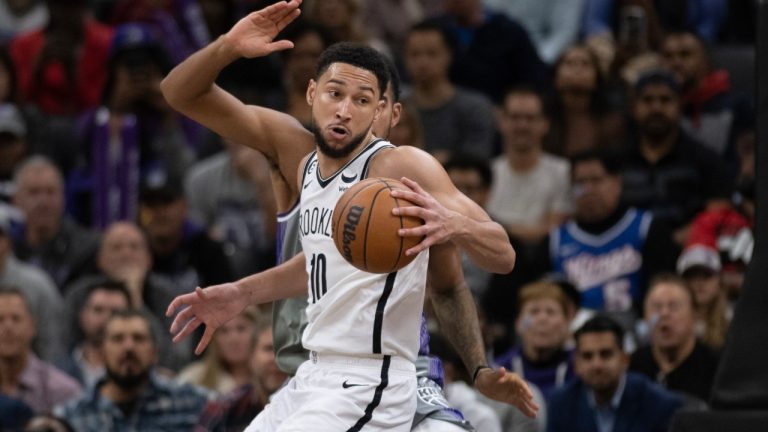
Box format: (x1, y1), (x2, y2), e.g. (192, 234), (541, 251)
(0, 103), (27, 204)
(0, 213), (64, 362)
(630, 273), (719, 403)
(620, 70), (732, 244)
(494, 279), (578, 401)
(677, 244), (731, 350)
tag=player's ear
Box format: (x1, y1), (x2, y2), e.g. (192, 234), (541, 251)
(391, 102), (402, 129)
(373, 98), (385, 122)
(306, 79), (317, 105)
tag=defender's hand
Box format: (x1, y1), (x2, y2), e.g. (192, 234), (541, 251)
(475, 367), (539, 419)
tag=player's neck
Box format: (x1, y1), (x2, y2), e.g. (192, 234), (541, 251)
(316, 132), (377, 177)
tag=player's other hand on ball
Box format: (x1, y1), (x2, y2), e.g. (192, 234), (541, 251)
(390, 177), (462, 256)
(165, 283), (249, 355)
(475, 367), (539, 418)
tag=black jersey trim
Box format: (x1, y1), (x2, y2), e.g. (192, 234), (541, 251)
(361, 143), (396, 180)
(316, 138), (385, 188)
(346, 355), (391, 432)
(373, 272), (397, 354)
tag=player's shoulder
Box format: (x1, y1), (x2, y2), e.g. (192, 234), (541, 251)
(369, 144), (441, 178)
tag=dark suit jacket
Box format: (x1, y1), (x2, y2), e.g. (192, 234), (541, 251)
(547, 372), (684, 432)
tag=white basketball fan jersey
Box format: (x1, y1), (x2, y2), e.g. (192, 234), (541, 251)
(298, 139), (428, 362)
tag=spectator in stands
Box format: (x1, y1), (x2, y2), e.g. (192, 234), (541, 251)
(487, 86), (571, 245)
(484, 0), (585, 64)
(549, 150), (678, 320)
(653, 0), (728, 43)
(433, 0), (549, 103)
(0, 0), (47, 43)
(109, 0), (211, 65)
(10, 156), (100, 289)
(178, 307), (259, 395)
(402, 20), (495, 162)
(620, 70), (731, 243)
(361, 0), (424, 57)
(272, 19), (331, 128)
(0, 103), (27, 204)
(0, 287), (81, 413)
(0, 47), (19, 104)
(494, 280), (577, 401)
(631, 273), (719, 403)
(71, 22), (196, 229)
(195, 315), (288, 432)
(55, 309), (208, 431)
(661, 30), (754, 178)
(8, 0), (113, 116)
(56, 279), (131, 389)
(185, 141), (276, 278)
(138, 179), (234, 297)
(305, 0), (390, 55)
(62, 221), (189, 371)
(0, 394), (33, 430)
(547, 44), (627, 157)
(677, 245), (731, 350)
(548, 314), (684, 432)
(1, 214), (63, 362)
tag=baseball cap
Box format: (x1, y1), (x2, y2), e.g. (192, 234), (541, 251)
(0, 104), (27, 138)
(109, 23), (171, 72)
(677, 245), (722, 276)
(140, 175), (184, 206)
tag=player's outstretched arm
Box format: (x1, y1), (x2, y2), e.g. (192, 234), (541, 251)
(370, 146), (515, 274)
(427, 244), (538, 418)
(160, 0), (311, 186)
(166, 253), (307, 355)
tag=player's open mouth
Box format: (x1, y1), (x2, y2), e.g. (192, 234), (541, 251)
(328, 125), (349, 140)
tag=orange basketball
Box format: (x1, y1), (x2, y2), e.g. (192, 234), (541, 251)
(332, 177), (423, 273)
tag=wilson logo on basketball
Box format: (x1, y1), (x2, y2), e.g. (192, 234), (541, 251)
(342, 205), (364, 261)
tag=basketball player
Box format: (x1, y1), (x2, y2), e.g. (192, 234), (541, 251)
(163, 1), (536, 430)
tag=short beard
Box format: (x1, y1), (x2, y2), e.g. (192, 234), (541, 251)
(106, 364), (151, 391)
(311, 120), (372, 159)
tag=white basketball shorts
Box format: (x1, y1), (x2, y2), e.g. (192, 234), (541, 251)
(245, 352), (417, 432)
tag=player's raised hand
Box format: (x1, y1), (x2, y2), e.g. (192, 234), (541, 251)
(166, 283), (249, 355)
(224, 0), (302, 58)
(391, 177), (462, 256)
(474, 367), (539, 418)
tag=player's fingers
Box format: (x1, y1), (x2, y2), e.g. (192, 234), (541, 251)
(195, 326), (216, 355)
(267, 40), (295, 52)
(166, 292), (195, 317)
(399, 177), (427, 195)
(263, 0), (294, 20)
(393, 205), (428, 219)
(391, 189), (426, 206)
(275, 9), (301, 32)
(172, 316), (202, 343)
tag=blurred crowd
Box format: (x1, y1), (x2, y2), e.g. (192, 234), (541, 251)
(0, 0), (757, 431)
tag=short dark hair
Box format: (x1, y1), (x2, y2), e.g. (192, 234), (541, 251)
(646, 272), (695, 308)
(443, 153), (493, 188)
(383, 56), (401, 103)
(634, 70), (681, 95)
(501, 85), (546, 112)
(575, 314), (625, 350)
(408, 19), (459, 55)
(82, 278), (132, 308)
(570, 149), (623, 177)
(316, 42), (389, 99)
(104, 309), (157, 344)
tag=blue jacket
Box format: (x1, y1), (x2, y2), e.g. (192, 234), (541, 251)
(547, 372), (684, 432)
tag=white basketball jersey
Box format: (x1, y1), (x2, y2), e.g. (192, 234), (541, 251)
(299, 139), (429, 362)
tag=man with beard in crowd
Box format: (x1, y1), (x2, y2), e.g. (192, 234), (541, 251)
(55, 310), (208, 431)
